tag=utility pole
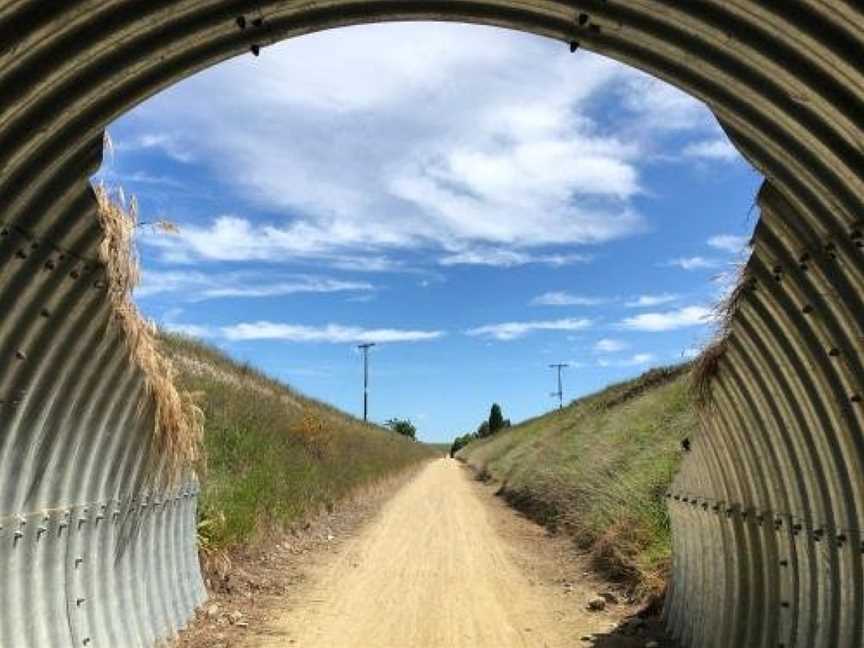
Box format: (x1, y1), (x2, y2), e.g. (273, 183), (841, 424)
(358, 343), (375, 421)
(549, 363), (568, 410)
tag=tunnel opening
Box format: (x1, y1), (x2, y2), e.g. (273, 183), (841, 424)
(0, 4), (862, 648)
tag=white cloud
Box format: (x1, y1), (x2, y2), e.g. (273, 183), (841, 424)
(708, 234), (751, 254)
(597, 352), (656, 367)
(118, 23), (722, 267)
(682, 347), (701, 359)
(618, 306), (714, 332)
(666, 256), (724, 270)
(136, 270), (374, 300)
(220, 322), (444, 344)
(439, 249), (592, 268)
(163, 322), (213, 338)
(625, 293), (680, 308)
(594, 338), (629, 353)
(618, 76), (711, 131)
(531, 291), (612, 306)
(683, 139), (739, 162)
(116, 133), (194, 163)
(466, 318), (591, 341)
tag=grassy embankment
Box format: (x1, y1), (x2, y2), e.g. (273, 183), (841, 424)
(159, 333), (436, 550)
(458, 365), (698, 599)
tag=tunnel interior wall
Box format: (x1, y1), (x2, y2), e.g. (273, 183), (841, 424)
(0, 1), (862, 646)
(668, 181), (864, 648)
(0, 139), (206, 645)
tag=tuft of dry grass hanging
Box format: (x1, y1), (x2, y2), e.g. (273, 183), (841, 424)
(690, 340), (726, 412)
(94, 183), (203, 487)
(690, 260), (751, 413)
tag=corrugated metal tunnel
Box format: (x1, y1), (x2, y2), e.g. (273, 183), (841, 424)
(0, 1), (861, 646)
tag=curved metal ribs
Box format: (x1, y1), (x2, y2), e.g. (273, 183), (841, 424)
(0, 2), (861, 646)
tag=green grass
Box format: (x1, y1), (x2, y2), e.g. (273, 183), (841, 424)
(458, 365), (698, 598)
(160, 333), (436, 549)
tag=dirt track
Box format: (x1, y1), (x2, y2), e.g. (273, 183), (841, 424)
(247, 458), (605, 648)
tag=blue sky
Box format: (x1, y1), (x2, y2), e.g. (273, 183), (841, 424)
(97, 23), (761, 442)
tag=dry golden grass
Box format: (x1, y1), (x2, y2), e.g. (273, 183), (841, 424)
(94, 184), (203, 486)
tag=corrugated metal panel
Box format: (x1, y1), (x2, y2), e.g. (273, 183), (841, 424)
(0, 1), (861, 646)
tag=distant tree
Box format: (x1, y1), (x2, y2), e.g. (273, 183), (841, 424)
(385, 418), (417, 440)
(450, 432), (476, 457)
(488, 403), (505, 434)
(476, 420), (491, 438)
(504, 419), (511, 428)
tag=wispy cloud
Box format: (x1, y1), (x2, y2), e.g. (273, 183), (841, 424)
(624, 293), (680, 308)
(439, 249), (592, 268)
(665, 256), (724, 270)
(221, 322), (444, 344)
(594, 338), (629, 353)
(163, 322), (213, 338)
(707, 234), (751, 254)
(683, 139), (739, 162)
(137, 270), (374, 301)
(531, 291), (612, 306)
(466, 318), (592, 341)
(116, 132), (195, 163)
(618, 306), (713, 332)
(597, 352), (656, 367)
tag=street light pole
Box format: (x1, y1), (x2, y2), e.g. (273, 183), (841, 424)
(358, 343), (375, 421)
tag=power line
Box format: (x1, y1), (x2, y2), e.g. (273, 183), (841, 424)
(357, 343), (375, 422)
(549, 363), (569, 410)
